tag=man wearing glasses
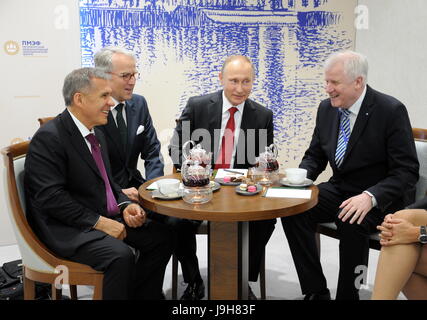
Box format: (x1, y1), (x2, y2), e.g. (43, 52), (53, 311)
(95, 47), (164, 202)
(95, 47), (206, 300)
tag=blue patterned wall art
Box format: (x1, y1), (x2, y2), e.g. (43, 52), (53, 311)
(79, 0), (354, 164)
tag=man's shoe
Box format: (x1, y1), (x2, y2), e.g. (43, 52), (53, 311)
(303, 289), (331, 301)
(180, 280), (205, 300)
(248, 285), (257, 300)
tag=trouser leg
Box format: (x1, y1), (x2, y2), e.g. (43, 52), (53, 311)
(335, 210), (383, 300)
(165, 217), (203, 284)
(125, 218), (174, 299)
(248, 219), (276, 282)
(281, 182), (343, 294)
(68, 235), (135, 300)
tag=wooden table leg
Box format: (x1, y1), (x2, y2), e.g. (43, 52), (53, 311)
(209, 221), (248, 300)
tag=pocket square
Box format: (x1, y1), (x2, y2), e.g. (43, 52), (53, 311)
(136, 125), (145, 135)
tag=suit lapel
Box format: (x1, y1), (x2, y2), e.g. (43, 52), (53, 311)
(125, 98), (137, 160)
(330, 108), (341, 168)
(240, 99), (256, 132)
(208, 91), (223, 160)
(343, 86), (375, 163)
(104, 112), (127, 162)
(59, 110), (103, 179)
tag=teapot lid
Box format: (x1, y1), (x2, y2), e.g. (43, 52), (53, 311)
(260, 143), (278, 160)
(182, 140), (211, 163)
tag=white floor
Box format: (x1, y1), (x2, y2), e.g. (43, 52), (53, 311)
(0, 223), (406, 300)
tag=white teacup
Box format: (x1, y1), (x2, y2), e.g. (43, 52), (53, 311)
(157, 179), (180, 196)
(285, 168), (307, 184)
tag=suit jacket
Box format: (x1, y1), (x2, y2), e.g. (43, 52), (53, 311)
(97, 94), (164, 188)
(169, 90), (274, 169)
(301, 85), (419, 213)
(24, 109), (130, 257)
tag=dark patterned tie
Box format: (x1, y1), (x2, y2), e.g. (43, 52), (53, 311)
(215, 107), (238, 169)
(115, 103), (128, 151)
(335, 109), (351, 168)
(85, 134), (119, 216)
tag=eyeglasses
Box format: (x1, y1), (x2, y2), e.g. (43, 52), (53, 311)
(110, 72), (140, 81)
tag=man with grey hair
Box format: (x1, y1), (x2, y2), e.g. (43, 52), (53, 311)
(94, 46), (163, 201)
(24, 67), (172, 299)
(281, 50), (419, 300)
(95, 47), (212, 300)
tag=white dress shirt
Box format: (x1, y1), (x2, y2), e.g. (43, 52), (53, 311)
(218, 91), (245, 168)
(110, 98), (127, 126)
(67, 108), (94, 151)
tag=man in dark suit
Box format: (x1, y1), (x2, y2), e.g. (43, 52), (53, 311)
(24, 68), (172, 300)
(169, 55), (276, 299)
(94, 47), (164, 202)
(281, 50), (419, 300)
(93, 47), (208, 300)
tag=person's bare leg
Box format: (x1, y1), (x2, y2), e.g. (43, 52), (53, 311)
(402, 245), (427, 300)
(371, 243), (420, 300)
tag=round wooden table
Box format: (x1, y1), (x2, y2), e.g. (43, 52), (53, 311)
(139, 173), (318, 300)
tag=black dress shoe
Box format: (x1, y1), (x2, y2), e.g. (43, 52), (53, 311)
(180, 280), (205, 300)
(248, 285), (257, 300)
(303, 289), (331, 301)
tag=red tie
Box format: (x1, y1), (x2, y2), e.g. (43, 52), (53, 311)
(215, 107), (238, 169)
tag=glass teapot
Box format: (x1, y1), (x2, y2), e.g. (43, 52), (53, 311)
(254, 143), (279, 185)
(181, 140), (213, 204)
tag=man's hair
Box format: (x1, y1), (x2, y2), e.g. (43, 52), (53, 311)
(94, 46), (136, 72)
(221, 55), (255, 76)
(324, 50), (368, 84)
(62, 67), (110, 106)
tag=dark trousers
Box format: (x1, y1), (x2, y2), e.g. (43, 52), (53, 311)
(281, 182), (383, 300)
(148, 212), (276, 283)
(69, 218), (173, 300)
(149, 212), (203, 284)
(249, 219), (276, 282)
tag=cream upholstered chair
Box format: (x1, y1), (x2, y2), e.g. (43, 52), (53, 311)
(2, 141), (103, 300)
(315, 128), (427, 253)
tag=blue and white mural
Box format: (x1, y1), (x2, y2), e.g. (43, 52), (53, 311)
(79, 0), (355, 164)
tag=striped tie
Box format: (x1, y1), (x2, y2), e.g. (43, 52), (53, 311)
(335, 109), (351, 168)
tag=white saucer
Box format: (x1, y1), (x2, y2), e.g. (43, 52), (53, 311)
(210, 181), (221, 192)
(151, 190), (183, 200)
(279, 178), (313, 187)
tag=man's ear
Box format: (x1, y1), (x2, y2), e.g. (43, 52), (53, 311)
(219, 71), (223, 84)
(73, 92), (84, 107)
(355, 76), (364, 89)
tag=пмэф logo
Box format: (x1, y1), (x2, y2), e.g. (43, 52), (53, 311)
(4, 41), (20, 55)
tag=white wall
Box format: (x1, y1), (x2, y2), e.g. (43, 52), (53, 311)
(355, 0), (427, 128)
(0, 0), (81, 245)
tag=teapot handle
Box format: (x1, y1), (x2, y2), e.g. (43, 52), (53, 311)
(269, 143), (278, 158)
(182, 140), (195, 160)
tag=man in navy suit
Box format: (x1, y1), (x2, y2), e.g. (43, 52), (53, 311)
(24, 68), (172, 299)
(94, 47), (207, 300)
(94, 47), (164, 202)
(281, 51), (419, 300)
(169, 55), (276, 299)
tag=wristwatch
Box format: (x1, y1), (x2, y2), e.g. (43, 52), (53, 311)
(419, 226), (427, 244)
